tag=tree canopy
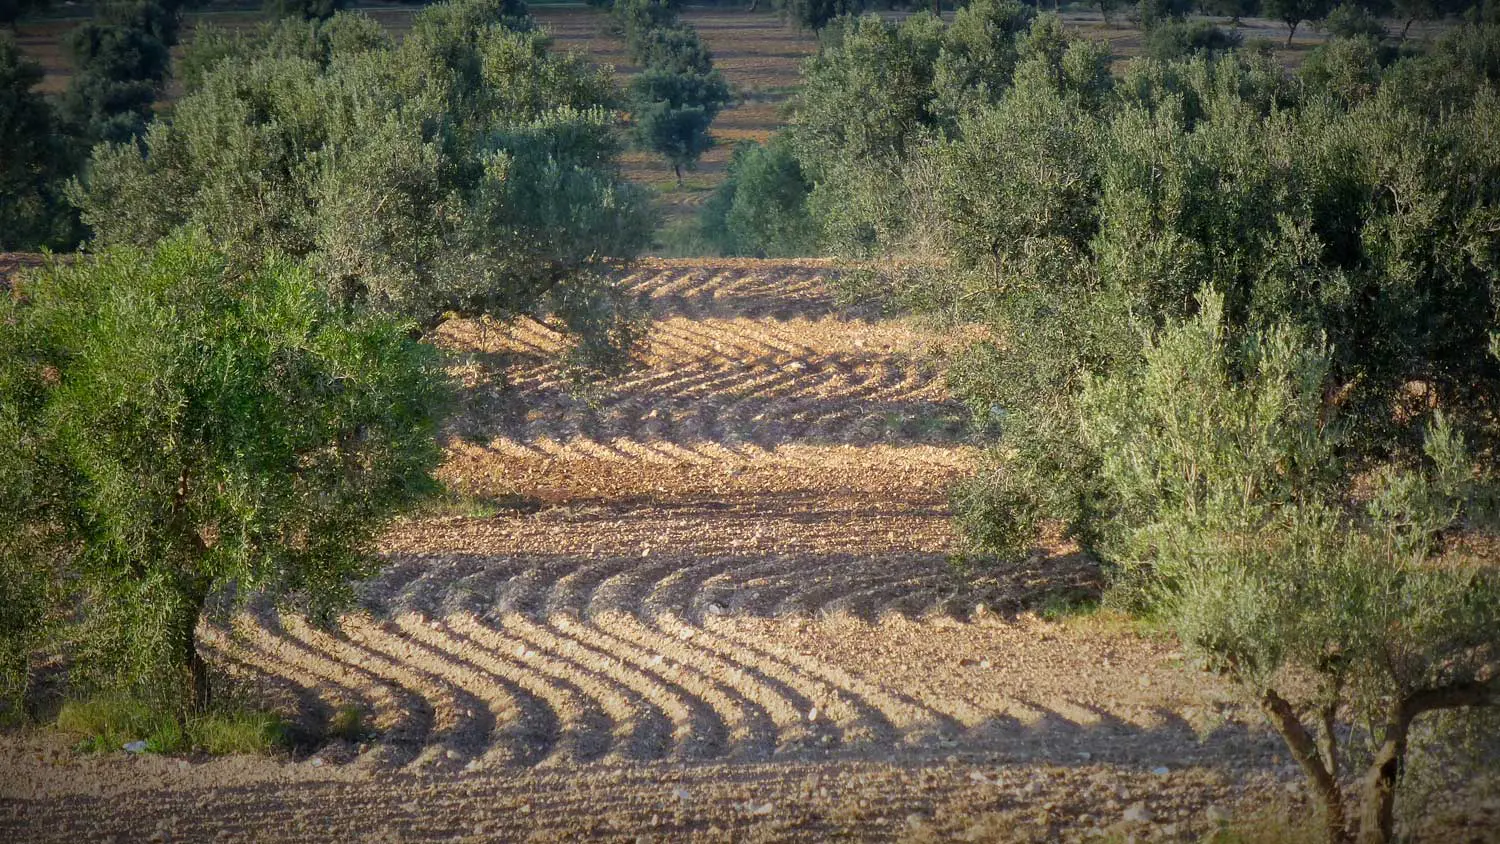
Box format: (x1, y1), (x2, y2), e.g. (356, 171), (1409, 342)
(0, 234), (447, 709)
(75, 2), (654, 370)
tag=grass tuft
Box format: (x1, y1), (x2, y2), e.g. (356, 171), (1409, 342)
(192, 709), (289, 755)
(56, 695), (289, 755)
(325, 704), (368, 742)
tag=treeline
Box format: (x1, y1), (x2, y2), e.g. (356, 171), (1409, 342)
(0, 0), (370, 252)
(1, 0), (652, 733)
(715, 3), (1500, 841)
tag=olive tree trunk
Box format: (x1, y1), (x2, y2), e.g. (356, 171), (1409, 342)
(1357, 682), (1499, 844)
(1259, 688), (1352, 844)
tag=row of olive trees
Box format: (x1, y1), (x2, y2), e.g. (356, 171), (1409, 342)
(739, 5), (1500, 841)
(0, 0), (185, 251)
(0, 0), (375, 253)
(1, 0), (654, 722)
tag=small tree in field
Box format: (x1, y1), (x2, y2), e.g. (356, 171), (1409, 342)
(60, 0), (178, 147)
(1263, 0), (1336, 43)
(1080, 292), (1500, 844)
(630, 65), (731, 183)
(77, 2), (653, 371)
(0, 235), (447, 711)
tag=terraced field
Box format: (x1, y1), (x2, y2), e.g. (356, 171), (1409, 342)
(2, 260), (1352, 842)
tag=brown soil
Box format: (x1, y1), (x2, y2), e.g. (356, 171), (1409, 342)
(0, 259), (1371, 843)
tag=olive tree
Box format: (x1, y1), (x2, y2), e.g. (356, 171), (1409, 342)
(1263, 0), (1336, 43)
(75, 1), (653, 371)
(0, 234), (447, 711)
(60, 0), (180, 147)
(630, 65), (732, 183)
(701, 137), (817, 256)
(1078, 292), (1500, 844)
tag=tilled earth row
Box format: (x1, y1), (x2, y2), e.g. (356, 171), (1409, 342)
(6, 260), (1487, 842)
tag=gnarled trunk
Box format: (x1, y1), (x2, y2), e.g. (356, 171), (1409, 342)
(1258, 688), (1352, 844)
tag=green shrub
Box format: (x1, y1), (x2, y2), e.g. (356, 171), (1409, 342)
(59, 0), (179, 147)
(1319, 2), (1389, 39)
(1134, 0), (1191, 28)
(1142, 20), (1243, 61)
(701, 138), (817, 257)
(178, 13), (390, 93)
(847, 33), (1500, 560)
(1299, 35), (1391, 104)
(0, 234), (447, 711)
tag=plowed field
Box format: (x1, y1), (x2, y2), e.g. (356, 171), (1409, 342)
(2, 260), (1383, 842)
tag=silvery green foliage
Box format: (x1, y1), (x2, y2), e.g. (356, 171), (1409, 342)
(0, 235), (447, 708)
(77, 1), (653, 370)
(700, 137), (817, 258)
(1076, 291), (1499, 842)
(930, 31), (1500, 558)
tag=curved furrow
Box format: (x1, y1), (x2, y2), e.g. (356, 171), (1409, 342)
(696, 556), (907, 618)
(198, 625), (373, 732)
(647, 611), (887, 749)
(222, 614), (426, 768)
(550, 560), (785, 759)
(636, 558), (900, 747)
(446, 613), (662, 762)
(817, 572), (949, 622)
(770, 567), (944, 620)
(647, 553), (869, 618)
(281, 614), (482, 771)
(585, 562), (829, 753)
(420, 616), (615, 765)
(701, 617), (963, 745)
(385, 614), (558, 769)
(341, 615), (506, 769)
(496, 567), (711, 760)
(371, 556), (497, 621)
